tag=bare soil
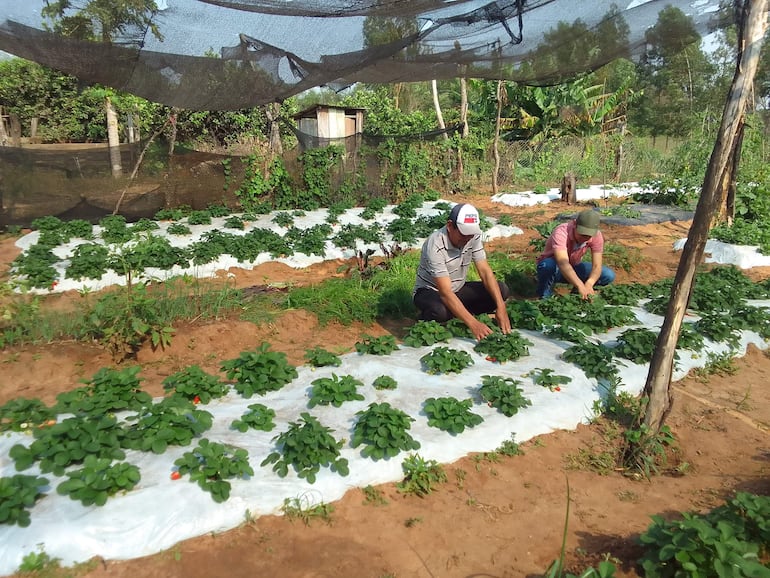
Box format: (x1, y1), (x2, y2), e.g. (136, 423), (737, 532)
(1, 197), (769, 578)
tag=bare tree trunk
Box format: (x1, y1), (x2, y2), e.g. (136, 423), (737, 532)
(431, 80), (448, 141)
(614, 122), (626, 181)
(460, 77), (469, 138)
(106, 96), (123, 178)
(0, 107), (8, 146)
(492, 80), (503, 195)
(642, 0), (767, 433)
(265, 102), (283, 157)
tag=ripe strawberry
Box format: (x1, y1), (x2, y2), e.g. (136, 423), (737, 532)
(170, 471), (182, 480)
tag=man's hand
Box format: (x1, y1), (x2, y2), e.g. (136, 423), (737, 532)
(469, 318), (494, 341)
(577, 283), (596, 300)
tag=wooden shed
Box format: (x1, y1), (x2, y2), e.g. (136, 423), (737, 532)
(292, 105), (365, 152)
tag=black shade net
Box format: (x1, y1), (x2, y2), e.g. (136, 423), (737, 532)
(1, 0), (726, 111)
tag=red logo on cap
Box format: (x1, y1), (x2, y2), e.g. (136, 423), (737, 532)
(463, 215), (478, 223)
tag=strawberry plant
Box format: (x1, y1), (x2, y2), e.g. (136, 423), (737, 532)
(11, 244), (58, 289)
(507, 300), (550, 331)
(479, 375), (532, 415)
(261, 412), (349, 484)
(166, 222), (191, 235)
(65, 243), (109, 281)
(0, 397), (55, 432)
(525, 368), (572, 392)
(54, 366), (151, 416)
(677, 322), (705, 352)
(231, 403), (276, 433)
(122, 396), (213, 453)
(355, 334), (399, 355)
(423, 397), (483, 434)
(221, 343), (298, 398)
(543, 323), (590, 343)
(639, 492), (770, 578)
(420, 346), (474, 374)
(474, 331), (533, 363)
(396, 453), (447, 497)
(351, 402), (421, 460)
(10, 415), (127, 475)
(0, 474), (49, 527)
(372, 375), (398, 390)
(562, 341), (619, 381)
(162, 365), (229, 404)
(614, 328), (662, 365)
(445, 317), (473, 338)
(308, 373), (365, 408)
(56, 456), (140, 506)
(402, 320), (453, 347)
(272, 211), (295, 228)
(694, 312), (742, 348)
(304, 347), (342, 368)
(223, 215), (244, 230)
(174, 438), (254, 503)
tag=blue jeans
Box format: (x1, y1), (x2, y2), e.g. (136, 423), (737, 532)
(536, 258), (615, 298)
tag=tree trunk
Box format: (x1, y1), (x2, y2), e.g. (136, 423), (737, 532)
(265, 102), (283, 157)
(614, 122), (626, 181)
(106, 96), (122, 178)
(0, 107), (8, 146)
(642, 0), (767, 433)
(492, 80), (503, 195)
(460, 77), (469, 138)
(431, 80), (448, 140)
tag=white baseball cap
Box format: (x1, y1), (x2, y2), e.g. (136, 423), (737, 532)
(449, 203), (482, 236)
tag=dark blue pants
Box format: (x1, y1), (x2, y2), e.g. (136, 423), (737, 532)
(535, 258), (615, 298)
(413, 281), (510, 322)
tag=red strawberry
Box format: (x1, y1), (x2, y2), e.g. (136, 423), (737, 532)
(170, 471), (181, 480)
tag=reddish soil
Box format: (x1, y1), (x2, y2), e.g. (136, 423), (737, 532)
(1, 197), (769, 578)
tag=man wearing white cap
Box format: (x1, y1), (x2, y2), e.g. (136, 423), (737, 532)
(413, 203), (511, 341)
(535, 209), (616, 299)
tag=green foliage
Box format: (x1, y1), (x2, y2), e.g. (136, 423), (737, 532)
(614, 328), (662, 365)
(622, 424), (677, 479)
(220, 343), (298, 398)
(420, 346), (474, 374)
(0, 474), (49, 527)
(174, 439), (254, 503)
(231, 403), (276, 433)
(162, 365), (229, 403)
(372, 375), (398, 390)
(639, 492), (770, 578)
(297, 146), (345, 210)
(562, 341), (619, 382)
(9, 415), (127, 476)
(54, 365), (151, 416)
(526, 368), (572, 392)
(122, 396), (213, 453)
(308, 373), (365, 408)
(261, 412), (349, 484)
(402, 320), (453, 347)
(479, 375), (532, 416)
(632, 177), (699, 208)
(474, 331), (533, 363)
(423, 397), (483, 434)
(56, 456), (140, 506)
(351, 402), (421, 460)
(355, 334), (399, 355)
(281, 496), (334, 526)
(0, 398), (55, 432)
(11, 244), (59, 289)
(87, 282), (175, 362)
(66, 243), (109, 281)
(304, 347), (342, 368)
(396, 453), (447, 497)
(166, 222), (192, 236)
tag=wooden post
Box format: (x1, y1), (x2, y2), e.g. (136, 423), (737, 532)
(560, 172), (576, 203)
(642, 0), (768, 433)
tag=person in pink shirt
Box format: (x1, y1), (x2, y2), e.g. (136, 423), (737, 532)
(535, 209), (615, 299)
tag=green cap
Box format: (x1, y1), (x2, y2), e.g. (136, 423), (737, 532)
(576, 210), (600, 237)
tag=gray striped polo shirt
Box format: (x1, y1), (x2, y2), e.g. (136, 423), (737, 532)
(413, 226), (486, 294)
